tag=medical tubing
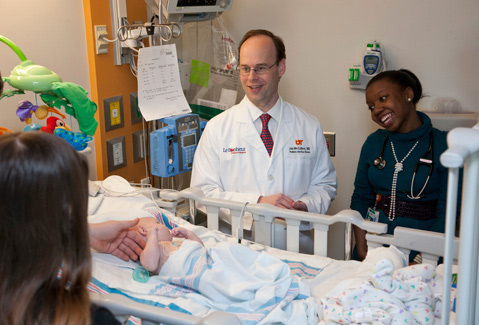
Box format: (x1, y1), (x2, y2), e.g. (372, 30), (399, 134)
(100, 180), (161, 197)
(0, 35), (27, 62)
(440, 167), (459, 324)
(237, 202), (249, 243)
(116, 23), (178, 44)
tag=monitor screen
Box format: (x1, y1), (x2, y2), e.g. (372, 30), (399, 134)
(182, 134), (196, 147)
(177, 0), (217, 7)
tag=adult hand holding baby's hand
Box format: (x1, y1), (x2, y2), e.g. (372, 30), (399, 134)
(89, 218), (146, 261)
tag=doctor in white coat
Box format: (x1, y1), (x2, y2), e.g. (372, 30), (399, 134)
(191, 29), (337, 236)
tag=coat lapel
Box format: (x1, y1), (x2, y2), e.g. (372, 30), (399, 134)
(271, 105), (293, 160)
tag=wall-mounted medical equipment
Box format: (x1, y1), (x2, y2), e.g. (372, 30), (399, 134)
(349, 41), (387, 90)
(161, 0), (234, 23)
(109, 0), (183, 66)
(150, 113), (206, 178)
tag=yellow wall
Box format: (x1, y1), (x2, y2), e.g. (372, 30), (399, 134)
(83, 0), (148, 182)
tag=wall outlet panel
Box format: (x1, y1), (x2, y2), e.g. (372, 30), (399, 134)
(94, 25), (109, 55)
(130, 92), (142, 125)
(106, 136), (127, 172)
(323, 132), (336, 157)
(132, 129), (148, 162)
(103, 95), (124, 131)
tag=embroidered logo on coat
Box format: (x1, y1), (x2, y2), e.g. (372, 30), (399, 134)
(289, 140), (310, 154)
(223, 147), (246, 154)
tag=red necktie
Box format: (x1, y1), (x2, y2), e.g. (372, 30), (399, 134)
(260, 114), (274, 156)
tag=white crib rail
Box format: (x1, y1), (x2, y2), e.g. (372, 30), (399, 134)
(161, 187), (387, 256)
(366, 227), (460, 266)
(90, 292), (241, 325)
(440, 125), (479, 324)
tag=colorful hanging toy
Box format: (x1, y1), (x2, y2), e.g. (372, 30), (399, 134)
(0, 35), (96, 151)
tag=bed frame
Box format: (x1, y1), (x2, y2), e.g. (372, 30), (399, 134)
(90, 292), (242, 324)
(92, 123), (479, 324)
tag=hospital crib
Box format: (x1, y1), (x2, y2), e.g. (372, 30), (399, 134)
(439, 124), (479, 324)
(159, 128), (479, 324)
(160, 188), (461, 267)
(90, 123), (479, 324)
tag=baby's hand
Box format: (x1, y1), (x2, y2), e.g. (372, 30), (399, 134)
(146, 227), (159, 243)
(171, 227), (204, 246)
(170, 227), (189, 238)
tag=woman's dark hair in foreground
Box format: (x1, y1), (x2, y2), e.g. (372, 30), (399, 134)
(0, 132), (91, 324)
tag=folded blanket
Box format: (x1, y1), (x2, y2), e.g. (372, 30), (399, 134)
(318, 259), (456, 324)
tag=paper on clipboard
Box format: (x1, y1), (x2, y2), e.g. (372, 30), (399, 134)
(137, 44), (191, 121)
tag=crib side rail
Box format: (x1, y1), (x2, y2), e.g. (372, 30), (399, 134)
(161, 188), (387, 256)
(440, 125), (479, 324)
(366, 227), (460, 266)
(90, 292), (241, 325)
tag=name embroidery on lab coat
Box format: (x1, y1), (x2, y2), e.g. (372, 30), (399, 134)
(223, 147), (246, 154)
(289, 146), (311, 154)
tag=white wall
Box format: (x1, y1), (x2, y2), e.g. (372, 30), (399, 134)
(221, 0), (479, 258)
(0, 0), (95, 178)
(1, 1), (478, 258)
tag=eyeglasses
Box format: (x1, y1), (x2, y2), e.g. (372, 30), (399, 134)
(237, 62), (277, 75)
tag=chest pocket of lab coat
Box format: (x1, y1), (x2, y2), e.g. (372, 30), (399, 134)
(285, 154), (313, 175)
(284, 153), (314, 200)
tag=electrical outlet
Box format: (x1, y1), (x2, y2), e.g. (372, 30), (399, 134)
(323, 132), (336, 157)
(94, 25), (109, 55)
(112, 142), (123, 166)
(106, 136), (126, 172)
(103, 96), (124, 131)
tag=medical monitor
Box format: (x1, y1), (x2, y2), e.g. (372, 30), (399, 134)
(162, 0), (233, 22)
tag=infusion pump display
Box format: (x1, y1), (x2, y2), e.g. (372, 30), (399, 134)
(163, 0), (233, 22)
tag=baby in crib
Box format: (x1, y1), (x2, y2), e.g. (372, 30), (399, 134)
(133, 217), (203, 275)
(130, 216), (304, 317)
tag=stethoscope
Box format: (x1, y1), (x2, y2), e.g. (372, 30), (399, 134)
(373, 131), (434, 199)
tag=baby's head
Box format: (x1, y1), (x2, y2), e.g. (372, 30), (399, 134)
(133, 217), (173, 242)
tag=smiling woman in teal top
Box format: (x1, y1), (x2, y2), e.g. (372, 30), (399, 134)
(350, 69), (448, 263)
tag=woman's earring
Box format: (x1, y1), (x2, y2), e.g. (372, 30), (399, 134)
(407, 98), (412, 102)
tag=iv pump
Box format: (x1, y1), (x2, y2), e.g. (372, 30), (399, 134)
(150, 113), (206, 178)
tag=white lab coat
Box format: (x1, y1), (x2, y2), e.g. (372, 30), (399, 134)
(191, 96), (337, 215)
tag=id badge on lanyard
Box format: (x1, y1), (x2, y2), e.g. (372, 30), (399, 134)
(367, 193), (381, 222)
